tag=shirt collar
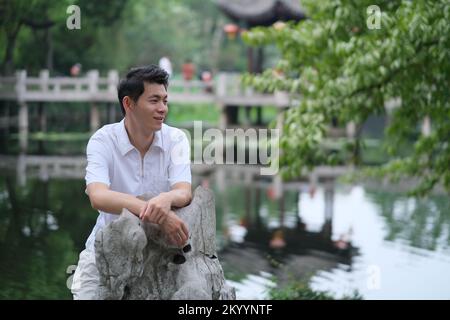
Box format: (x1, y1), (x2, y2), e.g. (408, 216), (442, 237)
(116, 118), (163, 156)
(153, 129), (163, 150)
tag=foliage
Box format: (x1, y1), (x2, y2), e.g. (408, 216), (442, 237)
(0, 0), (128, 74)
(1, 0), (246, 75)
(269, 279), (362, 300)
(242, 0), (450, 196)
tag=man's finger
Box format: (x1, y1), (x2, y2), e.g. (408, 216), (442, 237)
(177, 226), (188, 244)
(139, 202), (148, 219)
(156, 212), (167, 225)
(177, 222), (188, 243)
(147, 205), (156, 222)
(156, 210), (164, 224)
(178, 231), (188, 245)
(154, 209), (164, 225)
(170, 233), (181, 248)
(176, 233), (184, 247)
(181, 222), (189, 239)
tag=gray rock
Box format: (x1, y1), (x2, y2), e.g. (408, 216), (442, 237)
(94, 186), (236, 300)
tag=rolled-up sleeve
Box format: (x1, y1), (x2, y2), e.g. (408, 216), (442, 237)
(168, 130), (191, 186)
(85, 134), (111, 187)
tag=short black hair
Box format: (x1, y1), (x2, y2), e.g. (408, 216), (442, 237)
(117, 65), (169, 116)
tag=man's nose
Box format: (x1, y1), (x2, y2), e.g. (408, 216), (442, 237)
(157, 103), (167, 114)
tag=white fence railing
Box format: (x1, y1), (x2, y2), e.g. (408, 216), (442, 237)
(0, 70), (290, 107)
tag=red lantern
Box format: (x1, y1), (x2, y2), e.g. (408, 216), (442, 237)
(223, 23), (239, 39)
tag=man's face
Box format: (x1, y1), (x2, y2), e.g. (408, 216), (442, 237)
(132, 82), (168, 132)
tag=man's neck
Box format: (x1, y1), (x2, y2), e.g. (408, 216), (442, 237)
(124, 117), (154, 158)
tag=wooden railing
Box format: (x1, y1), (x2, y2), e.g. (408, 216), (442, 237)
(0, 70), (290, 107)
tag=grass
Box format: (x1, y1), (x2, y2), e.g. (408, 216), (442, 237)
(166, 103), (280, 127)
(269, 280), (363, 300)
(237, 106), (279, 126)
(13, 132), (92, 142)
(166, 103), (220, 126)
(223, 269), (248, 283)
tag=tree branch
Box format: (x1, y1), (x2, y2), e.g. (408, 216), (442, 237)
(22, 19), (55, 30)
(348, 39), (439, 99)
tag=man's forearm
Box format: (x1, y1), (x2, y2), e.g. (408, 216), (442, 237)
(160, 188), (192, 208)
(90, 189), (146, 216)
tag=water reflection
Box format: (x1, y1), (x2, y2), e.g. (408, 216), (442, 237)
(0, 175), (96, 299)
(308, 186), (450, 299)
(202, 170), (356, 299)
(0, 155), (449, 299)
(366, 190), (450, 251)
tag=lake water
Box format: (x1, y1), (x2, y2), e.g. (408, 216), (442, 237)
(0, 157), (449, 300)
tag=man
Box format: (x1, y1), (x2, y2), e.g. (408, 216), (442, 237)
(158, 56), (172, 78)
(71, 65), (192, 299)
(70, 63), (82, 77)
(181, 59), (195, 81)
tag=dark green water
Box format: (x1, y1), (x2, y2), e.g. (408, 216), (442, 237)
(0, 162), (449, 299)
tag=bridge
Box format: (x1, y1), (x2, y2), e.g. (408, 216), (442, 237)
(0, 70), (292, 151)
(0, 70), (291, 106)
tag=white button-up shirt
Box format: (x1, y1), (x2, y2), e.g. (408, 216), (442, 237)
(84, 118), (191, 250)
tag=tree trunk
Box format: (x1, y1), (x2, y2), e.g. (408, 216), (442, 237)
(45, 28), (53, 72)
(2, 31), (20, 75)
(94, 186), (236, 300)
(210, 17), (224, 75)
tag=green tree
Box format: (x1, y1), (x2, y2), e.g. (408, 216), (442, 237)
(242, 0), (450, 196)
(0, 0), (129, 75)
(99, 0), (223, 73)
(0, 0), (65, 74)
(1, 0), (248, 75)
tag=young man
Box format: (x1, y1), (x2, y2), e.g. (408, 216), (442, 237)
(71, 65), (192, 299)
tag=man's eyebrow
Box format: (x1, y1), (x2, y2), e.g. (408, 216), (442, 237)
(147, 94), (168, 99)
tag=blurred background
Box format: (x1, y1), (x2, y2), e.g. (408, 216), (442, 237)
(0, 0), (449, 299)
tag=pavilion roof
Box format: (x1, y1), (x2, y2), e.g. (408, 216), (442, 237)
(216, 0), (306, 27)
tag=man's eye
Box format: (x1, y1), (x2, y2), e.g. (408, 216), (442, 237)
(163, 100), (168, 104)
(150, 100), (158, 103)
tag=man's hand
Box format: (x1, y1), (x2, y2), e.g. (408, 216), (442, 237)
(139, 193), (171, 225)
(160, 211), (189, 248)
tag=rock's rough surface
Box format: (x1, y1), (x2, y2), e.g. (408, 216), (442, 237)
(94, 186), (236, 300)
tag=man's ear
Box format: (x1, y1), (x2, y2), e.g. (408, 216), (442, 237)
(122, 96), (134, 113)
